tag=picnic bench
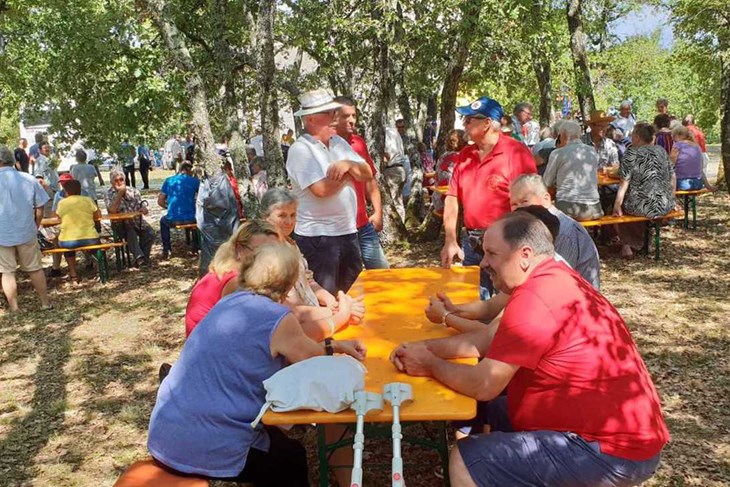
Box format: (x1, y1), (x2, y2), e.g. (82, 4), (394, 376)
(580, 210), (684, 260)
(675, 188), (711, 230)
(42, 242), (126, 283)
(264, 267), (479, 487)
(170, 222), (201, 249)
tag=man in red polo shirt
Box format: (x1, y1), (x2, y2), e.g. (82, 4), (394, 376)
(334, 96), (389, 269)
(441, 96), (536, 298)
(392, 211), (669, 487)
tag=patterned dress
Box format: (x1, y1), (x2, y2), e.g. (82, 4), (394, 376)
(619, 145), (675, 218)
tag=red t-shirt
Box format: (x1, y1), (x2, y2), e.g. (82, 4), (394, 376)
(346, 134), (378, 229)
(447, 135), (536, 229)
(184, 271), (238, 337)
(227, 174), (243, 219)
(487, 259), (670, 461)
(687, 125), (707, 153)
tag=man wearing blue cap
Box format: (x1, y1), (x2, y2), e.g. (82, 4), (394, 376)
(440, 96), (536, 299)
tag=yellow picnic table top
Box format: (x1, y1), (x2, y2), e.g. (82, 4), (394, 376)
(597, 172), (620, 186)
(41, 211), (142, 227)
(264, 266), (479, 425)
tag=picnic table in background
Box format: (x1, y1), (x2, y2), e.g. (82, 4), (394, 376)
(41, 212), (142, 270)
(597, 172), (620, 186)
(264, 267), (479, 486)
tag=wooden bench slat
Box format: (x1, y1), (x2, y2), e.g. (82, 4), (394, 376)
(579, 210), (683, 228)
(42, 242), (127, 254)
(171, 223), (198, 230)
(675, 189), (711, 196)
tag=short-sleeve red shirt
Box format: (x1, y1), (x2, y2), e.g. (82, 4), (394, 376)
(487, 259), (670, 461)
(447, 135), (536, 229)
(346, 134), (378, 229)
(185, 271), (238, 337)
(687, 125), (707, 153)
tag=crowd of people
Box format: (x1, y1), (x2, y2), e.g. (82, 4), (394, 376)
(3, 88), (698, 486)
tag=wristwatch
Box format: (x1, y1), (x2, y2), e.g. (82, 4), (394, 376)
(324, 338), (334, 356)
(441, 311), (453, 327)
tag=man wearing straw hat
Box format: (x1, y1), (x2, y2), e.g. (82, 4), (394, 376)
(582, 109), (619, 169)
(286, 89), (373, 294)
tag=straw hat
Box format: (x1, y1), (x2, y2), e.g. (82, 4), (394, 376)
(587, 110), (615, 125)
(293, 89), (342, 117)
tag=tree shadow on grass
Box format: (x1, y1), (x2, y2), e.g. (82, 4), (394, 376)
(0, 317), (79, 487)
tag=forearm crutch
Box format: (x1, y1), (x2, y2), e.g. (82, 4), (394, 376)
(350, 391), (384, 487)
(383, 382), (414, 487)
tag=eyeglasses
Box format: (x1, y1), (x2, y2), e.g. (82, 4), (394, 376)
(462, 116), (486, 126)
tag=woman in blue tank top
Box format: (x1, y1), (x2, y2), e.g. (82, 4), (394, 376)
(147, 242), (366, 486)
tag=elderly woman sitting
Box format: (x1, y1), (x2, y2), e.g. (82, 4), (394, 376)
(670, 125), (705, 191)
(613, 122), (676, 258)
(149, 242), (366, 486)
(542, 120), (603, 221)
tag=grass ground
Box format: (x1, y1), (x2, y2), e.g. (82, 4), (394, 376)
(0, 168), (728, 486)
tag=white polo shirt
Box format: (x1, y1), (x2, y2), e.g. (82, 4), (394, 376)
(286, 134), (365, 237)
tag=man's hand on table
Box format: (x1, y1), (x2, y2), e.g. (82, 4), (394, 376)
(425, 292), (457, 324)
(334, 339), (367, 361)
(440, 240), (464, 268)
(390, 342), (436, 377)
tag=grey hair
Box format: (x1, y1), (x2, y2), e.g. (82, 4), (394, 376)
(514, 102), (533, 116)
(260, 188), (298, 217)
(489, 119), (502, 131)
(510, 174), (549, 196)
(669, 119), (682, 130)
(619, 100), (632, 109)
(0, 146), (14, 165)
(558, 120), (582, 141)
(110, 168), (125, 181)
(499, 211), (554, 256)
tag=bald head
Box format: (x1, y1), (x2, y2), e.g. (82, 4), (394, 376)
(510, 174), (552, 211)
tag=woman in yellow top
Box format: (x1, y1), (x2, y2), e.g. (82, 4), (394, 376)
(55, 179), (101, 282)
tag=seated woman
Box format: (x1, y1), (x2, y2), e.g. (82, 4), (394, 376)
(670, 125), (705, 191)
(613, 122), (676, 258)
(260, 188), (365, 335)
(148, 242), (366, 486)
(184, 220), (279, 337)
(54, 179), (101, 283)
(432, 129), (466, 212)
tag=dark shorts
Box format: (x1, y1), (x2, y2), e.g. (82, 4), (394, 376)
(294, 233), (362, 294)
(458, 397), (662, 487)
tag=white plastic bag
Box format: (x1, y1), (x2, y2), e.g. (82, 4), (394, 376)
(251, 355), (367, 427)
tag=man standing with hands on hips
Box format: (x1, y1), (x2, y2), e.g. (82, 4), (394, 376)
(440, 96), (536, 299)
(286, 89), (373, 294)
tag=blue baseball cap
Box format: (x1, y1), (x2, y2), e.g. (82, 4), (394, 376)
(456, 96), (504, 121)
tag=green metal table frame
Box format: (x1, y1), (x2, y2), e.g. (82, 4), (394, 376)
(681, 193), (698, 230)
(315, 420), (451, 487)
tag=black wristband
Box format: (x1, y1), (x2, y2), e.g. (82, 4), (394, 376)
(324, 338), (334, 356)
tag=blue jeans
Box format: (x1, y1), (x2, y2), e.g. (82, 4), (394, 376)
(160, 215), (197, 252)
(677, 177), (704, 190)
(458, 397), (662, 487)
(461, 232), (493, 300)
(58, 238), (100, 249)
(357, 223), (389, 270)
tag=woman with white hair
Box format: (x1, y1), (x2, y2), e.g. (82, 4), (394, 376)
(542, 120), (603, 221)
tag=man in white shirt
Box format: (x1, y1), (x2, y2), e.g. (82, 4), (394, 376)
(286, 89), (373, 294)
(612, 100), (636, 138)
(163, 135), (183, 170)
(250, 129), (264, 157)
(0, 146), (52, 312)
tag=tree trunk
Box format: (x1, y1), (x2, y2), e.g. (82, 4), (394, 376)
(567, 0), (595, 121)
(254, 0), (286, 188)
(528, 0), (553, 127)
(720, 41), (730, 194)
(435, 0), (483, 157)
(370, 1), (407, 243)
(140, 0), (218, 173)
